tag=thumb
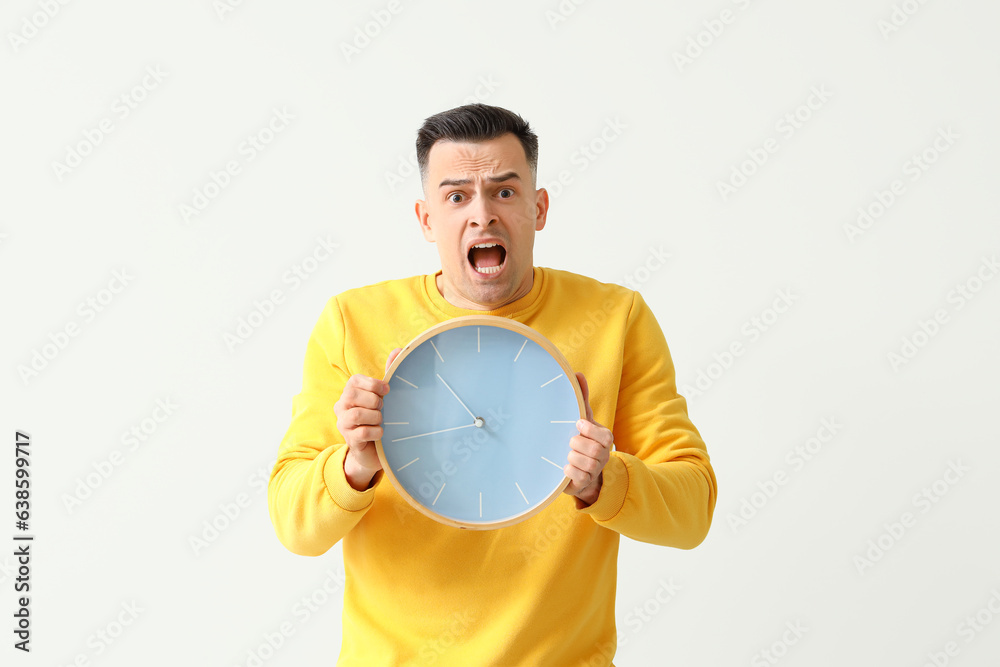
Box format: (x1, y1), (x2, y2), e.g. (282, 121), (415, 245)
(385, 348), (403, 376)
(576, 371), (594, 423)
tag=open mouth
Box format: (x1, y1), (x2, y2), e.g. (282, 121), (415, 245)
(467, 242), (507, 275)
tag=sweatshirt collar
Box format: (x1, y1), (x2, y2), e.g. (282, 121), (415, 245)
(423, 266), (546, 320)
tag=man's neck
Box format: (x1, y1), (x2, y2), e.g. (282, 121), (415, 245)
(435, 271), (534, 311)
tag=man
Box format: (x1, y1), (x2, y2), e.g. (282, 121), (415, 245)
(268, 103), (717, 666)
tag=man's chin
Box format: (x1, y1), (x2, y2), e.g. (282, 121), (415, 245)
(438, 262), (532, 310)
(465, 281), (515, 309)
(451, 274), (519, 310)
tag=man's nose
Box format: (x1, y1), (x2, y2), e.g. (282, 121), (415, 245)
(469, 196), (497, 227)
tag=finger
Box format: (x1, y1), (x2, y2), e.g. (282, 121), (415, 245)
(345, 441), (381, 469)
(338, 386), (384, 411)
(566, 450), (603, 478)
(574, 420), (613, 449)
(341, 407), (383, 430)
(562, 463), (590, 493)
(346, 373), (389, 396)
(385, 347), (403, 375)
(568, 434), (606, 460)
(576, 371), (594, 422)
(346, 424), (384, 447)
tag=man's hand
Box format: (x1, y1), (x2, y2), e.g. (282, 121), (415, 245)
(335, 348), (402, 491)
(564, 372), (614, 509)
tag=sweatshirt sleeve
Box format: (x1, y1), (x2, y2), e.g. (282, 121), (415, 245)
(578, 291), (718, 549)
(267, 296), (383, 557)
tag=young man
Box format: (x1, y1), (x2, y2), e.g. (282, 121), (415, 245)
(268, 103), (717, 666)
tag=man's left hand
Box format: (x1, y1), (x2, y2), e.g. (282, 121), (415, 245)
(564, 372), (614, 509)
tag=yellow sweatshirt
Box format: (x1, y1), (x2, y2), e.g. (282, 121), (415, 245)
(268, 266), (717, 666)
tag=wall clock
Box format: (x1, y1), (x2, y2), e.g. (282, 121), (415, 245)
(376, 315), (585, 530)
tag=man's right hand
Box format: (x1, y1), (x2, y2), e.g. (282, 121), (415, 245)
(334, 348), (402, 491)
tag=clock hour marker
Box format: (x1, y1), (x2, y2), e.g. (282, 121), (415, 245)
(550, 420), (575, 424)
(540, 374), (563, 388)
(513, 339), (527, 363)
(540, 456), (564, 471)
(429, 340), (444, 363)
(515, 482), (529, 505)
(479, 492), (482, 518)
(397, 376), (418, 389)
(397, 457), (419, 471)
(432, 483), (446, 506)
(477, 327), (480, 352)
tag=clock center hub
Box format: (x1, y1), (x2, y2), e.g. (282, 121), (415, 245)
(474, 417), (485, 428)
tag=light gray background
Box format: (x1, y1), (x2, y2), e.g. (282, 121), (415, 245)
(2, 1), (999, 665)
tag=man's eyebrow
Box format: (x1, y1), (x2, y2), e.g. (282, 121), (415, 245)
(438, 171), (522, 189)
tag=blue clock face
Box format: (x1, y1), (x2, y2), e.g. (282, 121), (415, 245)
(379, 317), (582, 528)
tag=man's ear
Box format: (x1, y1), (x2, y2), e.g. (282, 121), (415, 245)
(533, 187), (549, 232)
(415, 199), (435, 242)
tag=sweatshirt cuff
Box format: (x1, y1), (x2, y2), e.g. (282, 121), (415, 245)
(323, 445), (383, 512)
(578, 452), (629, 522)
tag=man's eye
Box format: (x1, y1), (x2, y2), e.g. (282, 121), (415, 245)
(448, 193), (464, 203)
(498, 188), (514, 199)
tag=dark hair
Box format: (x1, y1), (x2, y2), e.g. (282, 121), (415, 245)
(415, 103), (538, 190)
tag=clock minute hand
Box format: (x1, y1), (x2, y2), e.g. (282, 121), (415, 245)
(391, 423), (478, 443)
(435, 373), (480, 424)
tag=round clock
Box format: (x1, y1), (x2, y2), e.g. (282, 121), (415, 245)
(376, 315), (585, 530)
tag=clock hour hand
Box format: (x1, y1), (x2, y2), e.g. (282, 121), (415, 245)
(390, 423), (478, 443)
(435, 373), (484, 427)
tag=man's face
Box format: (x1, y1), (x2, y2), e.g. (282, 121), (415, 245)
(415, 133), (548, 310)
